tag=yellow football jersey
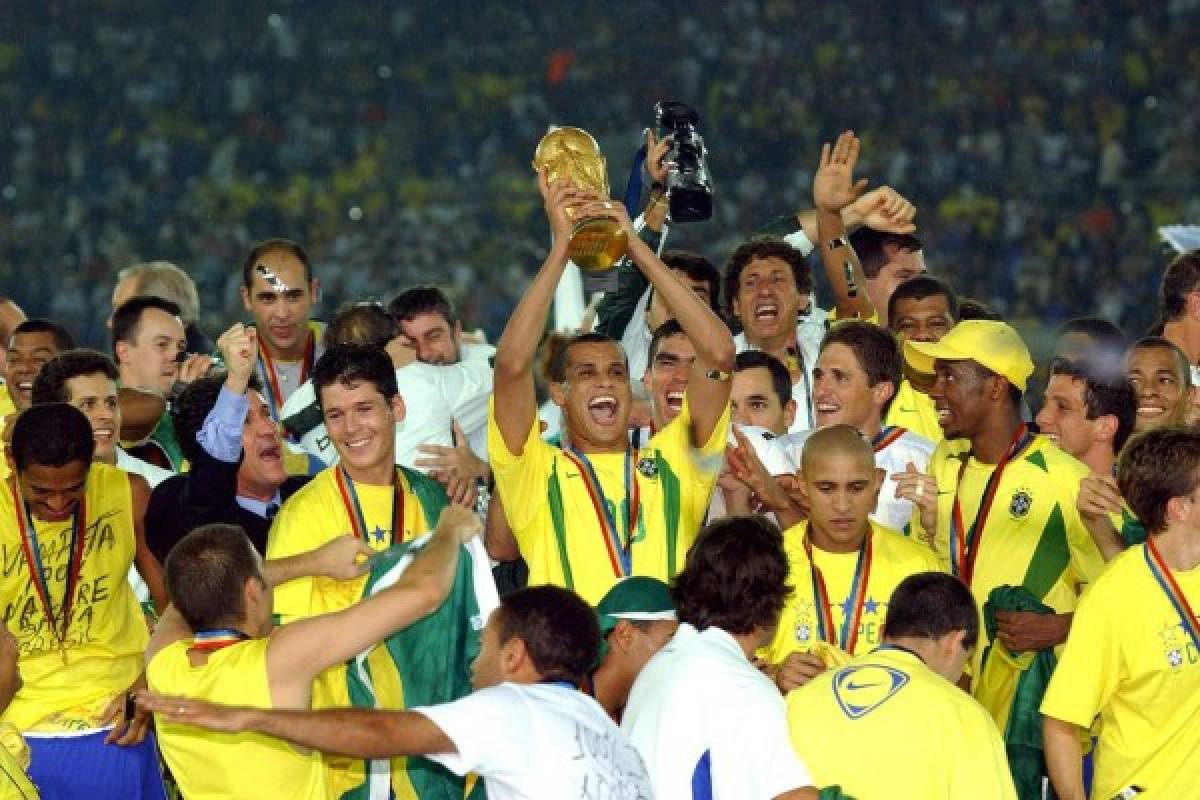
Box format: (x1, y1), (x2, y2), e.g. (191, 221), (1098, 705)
(884, 379), (943, 444)
(0, 463), (148, 731)
(489, 394), (728, 605)
(911, 435), (1104, 680)
(1041, 543), (1200, 800)
(266, 466), (438, 800)
(788, 646), (1016, 799)
(766, 521), (942, 666)
(148, 638), (328, 799)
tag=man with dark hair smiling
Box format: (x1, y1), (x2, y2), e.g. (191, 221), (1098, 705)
(787, 572), (1016, 800)
(137, 585), (652, 799)
(1043, 427), (1200, 800)
(895, 320), (1104, 781)
(1035, 356), (1142, 559)
(1125, 336), (1192, 433)
(885, 275), (959, 443)
(622, 515), (818, 799)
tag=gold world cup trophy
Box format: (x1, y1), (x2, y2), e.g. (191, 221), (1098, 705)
(532, 126), (628, 271)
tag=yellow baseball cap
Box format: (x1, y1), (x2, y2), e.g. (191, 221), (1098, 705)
(903, 320), (1034, 391)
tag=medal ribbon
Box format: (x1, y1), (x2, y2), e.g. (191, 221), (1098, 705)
(257, 328), (315, 418)
(561, 447), (640, 578)
(949, 424), (1036, 585)
(872, 425), (907, 453)
(334, 467), (404, 545)
(806, 528), (873, 653)
(13, 483), (87, 652)
(1144, 537), (1200, 652)
(191, 628), (251, 653)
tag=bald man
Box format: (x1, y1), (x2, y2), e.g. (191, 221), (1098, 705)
(763, 425), (941, 693)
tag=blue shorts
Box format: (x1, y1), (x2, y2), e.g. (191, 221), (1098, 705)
(26, 730), (167, 800)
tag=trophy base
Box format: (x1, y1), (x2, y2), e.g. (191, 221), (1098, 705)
(568, 218), (628, 272)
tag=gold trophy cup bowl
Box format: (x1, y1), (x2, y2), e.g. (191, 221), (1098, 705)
(532, 126), (628, 271)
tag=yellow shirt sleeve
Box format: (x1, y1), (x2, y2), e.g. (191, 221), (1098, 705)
(487, 397), (554, 545)
(265, 495), (321, 621)
(1039, 576), (1118, 728)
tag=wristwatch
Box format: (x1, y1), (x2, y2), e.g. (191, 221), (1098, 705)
(827, 236), (849, 251)
(704, 368), (732, 382)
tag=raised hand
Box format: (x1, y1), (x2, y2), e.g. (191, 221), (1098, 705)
(435, 504), (484, 544)
(890, 461), (938, 546)
(537, 166), (602, 244)
(813, 130), (869, 213)
(846, 186), (917, 234)
(644, 128), (671, 185)
(217, 323), (259, 393)
(308, 534), (374, 581)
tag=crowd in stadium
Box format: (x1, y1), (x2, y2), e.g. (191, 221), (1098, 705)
(2, 3), (1200, 800)
(3, 2), (1199, 346)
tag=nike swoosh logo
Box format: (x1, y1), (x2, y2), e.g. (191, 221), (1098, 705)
(845, 681), (881, 690)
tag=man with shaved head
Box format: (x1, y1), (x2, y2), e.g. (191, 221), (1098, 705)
(763, 424), (941, 693)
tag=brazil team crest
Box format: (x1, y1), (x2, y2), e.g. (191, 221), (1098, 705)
(1009, 487), (1033, 520)
(832, 664), (910, 719)
(637, 457), (659, 479)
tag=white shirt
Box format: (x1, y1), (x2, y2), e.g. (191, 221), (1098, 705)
(767, 426), (935, 532)
(115, 447), (173, 604)
(115, 446), (174, 488)
(623, 624), (812, 799)
(734, 303), (829, 436)
(417, 682), (653, 800)
(281, 358), (493, 470)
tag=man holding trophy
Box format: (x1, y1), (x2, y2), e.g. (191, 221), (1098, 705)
(485, 126), (735, 604)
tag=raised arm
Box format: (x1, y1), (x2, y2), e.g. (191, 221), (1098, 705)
(133, 696), (455, 760)
(492, 173), (598, 454)
(265, 506), (481, 689)
(813, 131), (875, 320)
(582, 200), (735, 445)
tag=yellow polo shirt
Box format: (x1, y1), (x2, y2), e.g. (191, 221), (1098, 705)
(489, 394), (728, 605)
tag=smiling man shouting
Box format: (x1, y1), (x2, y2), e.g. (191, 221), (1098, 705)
(487, 172), (734, 605)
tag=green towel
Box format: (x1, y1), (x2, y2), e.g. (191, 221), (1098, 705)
(818, 786), (857, 800)
(982, 585), (1058, 800)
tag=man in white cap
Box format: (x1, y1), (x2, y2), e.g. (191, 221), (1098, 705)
(585, 576), (677, 723)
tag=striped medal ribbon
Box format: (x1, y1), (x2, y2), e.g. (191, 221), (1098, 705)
(806, 528), (874, 653)
(335, 467), (404, 546)
(561, 447), (640, 578)
(1144, 536), (1200, 653)
(13, 483), (88, 665)
(949, 424), (1036, 585)
(872, 425), (907, 452)
(256, 329), (315, 419)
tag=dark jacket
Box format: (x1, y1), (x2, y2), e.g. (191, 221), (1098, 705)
(145, 444), (308, 561)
